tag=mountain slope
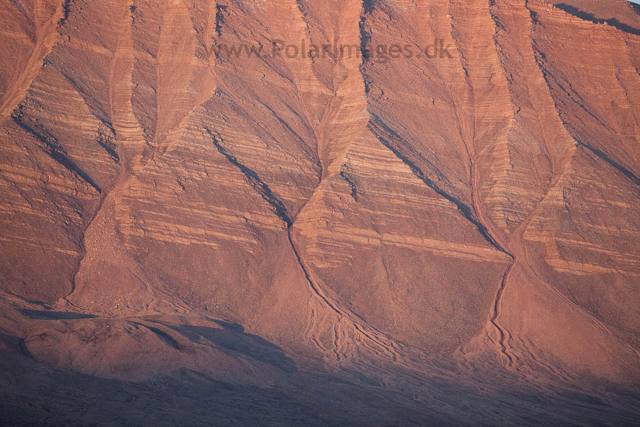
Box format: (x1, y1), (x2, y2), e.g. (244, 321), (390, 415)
(1, 0), (639, 425)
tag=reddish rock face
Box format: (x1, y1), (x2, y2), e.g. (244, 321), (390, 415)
(1, 0), (639, 424)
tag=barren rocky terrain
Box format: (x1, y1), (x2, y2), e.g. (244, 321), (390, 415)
(1, 0), (639, 425)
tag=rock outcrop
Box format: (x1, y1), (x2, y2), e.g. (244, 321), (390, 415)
(1, 0), (639, 424)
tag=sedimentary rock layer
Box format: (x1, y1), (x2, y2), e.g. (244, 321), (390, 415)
(1, 0), (639, 424)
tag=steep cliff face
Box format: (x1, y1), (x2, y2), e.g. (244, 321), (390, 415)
(1, 0), (639, 424)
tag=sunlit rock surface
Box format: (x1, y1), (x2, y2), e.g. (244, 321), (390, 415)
(1, 0), (639, 425)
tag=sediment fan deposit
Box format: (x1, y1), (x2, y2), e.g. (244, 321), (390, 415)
(1, 0), (639, 425)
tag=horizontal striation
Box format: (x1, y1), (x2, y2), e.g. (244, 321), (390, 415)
(13, 64), (120, 191)
(294, 123), (510, 350)
(523, 147), (640, 348)
(0, 0), (63, 120)
(0, 120), (98, 302)
(0, 0), (639, 392)
(530, 0), (640, 178)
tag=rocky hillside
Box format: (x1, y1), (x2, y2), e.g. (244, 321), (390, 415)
(1, 0), (639, 425)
